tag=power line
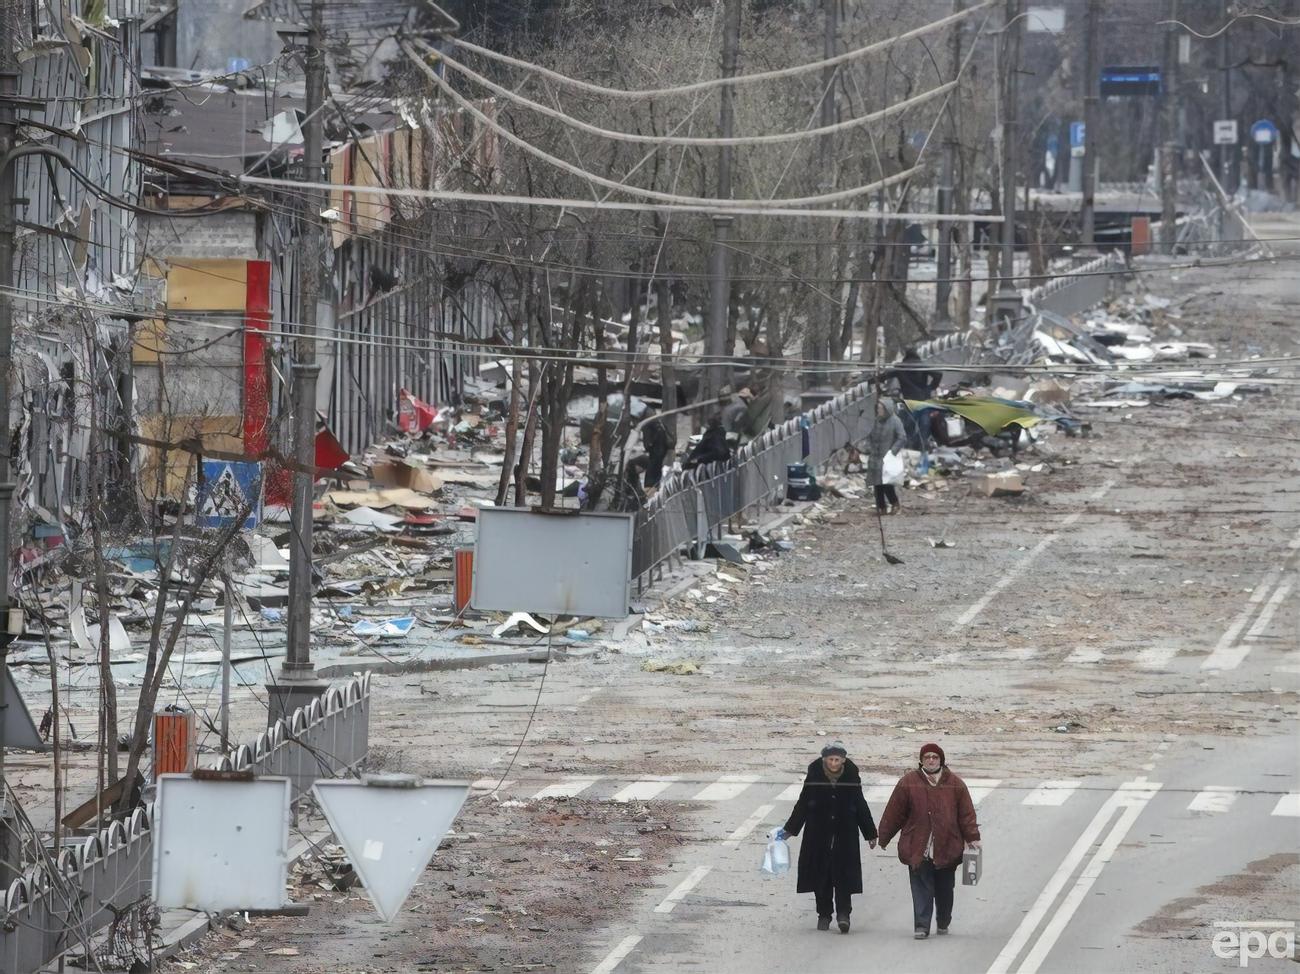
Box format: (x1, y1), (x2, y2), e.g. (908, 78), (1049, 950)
(434, 44), (960, 148)
(405, 39), (929, 210)
(446, 2), (997, 100)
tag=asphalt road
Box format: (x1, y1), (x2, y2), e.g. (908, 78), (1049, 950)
(578, 732), (1297, 974)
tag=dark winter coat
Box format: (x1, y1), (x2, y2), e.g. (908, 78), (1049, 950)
(876, 767), (981, 869)
(782, 758), (878, 896)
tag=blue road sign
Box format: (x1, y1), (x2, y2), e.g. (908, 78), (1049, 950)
(1250, 119), (1279, 145)
(1070, 121), (1086, 148)
(198, 460), (263, 530)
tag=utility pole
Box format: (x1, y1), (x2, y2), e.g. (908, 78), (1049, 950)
(807, 0), (837, 380)
(274, 0), (328, 720)
(1218, 2), (1233, 193)
(991, 0), (1023, 326)
(0, 0), (26, 889)
(1079, 0), (1100, 249)
(1159, 0), (1179, 254)
(706, 0), (739, 406)
(934, 0), (964, 329)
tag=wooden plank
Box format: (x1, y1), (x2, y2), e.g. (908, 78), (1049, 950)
(165, 258), (248, 310)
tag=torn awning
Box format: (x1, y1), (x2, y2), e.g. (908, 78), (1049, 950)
(905, 397), (1044, 436)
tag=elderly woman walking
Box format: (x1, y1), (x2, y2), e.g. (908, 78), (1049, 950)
(867, 398), (908, 514)
(775, 742), (878, 933)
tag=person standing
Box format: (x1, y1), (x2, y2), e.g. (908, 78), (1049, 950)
(775, 742), (878, 933)
(876, 743), (982, 939)
(638, 408), (673, 489)
(866, 398), (907, 514)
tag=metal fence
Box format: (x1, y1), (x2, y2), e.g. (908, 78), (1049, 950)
(212, 674), (371, 801)
(0, 674), (371, 974)
(628, 253), (1133, 592)
(632, 384), (876, 590)
(1025, 252), (1123, 318)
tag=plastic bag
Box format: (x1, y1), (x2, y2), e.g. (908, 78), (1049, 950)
(761, 828), (790, 877)
(882, 450), (905, 485)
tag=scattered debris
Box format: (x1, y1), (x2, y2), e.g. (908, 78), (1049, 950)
(641, 659), (701, 675)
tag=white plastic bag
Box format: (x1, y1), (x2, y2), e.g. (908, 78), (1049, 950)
(761, 828), (790, 877)
(882, 450), (905, 485)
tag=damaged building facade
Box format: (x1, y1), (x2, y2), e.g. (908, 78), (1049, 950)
(7, 0), (145, 549)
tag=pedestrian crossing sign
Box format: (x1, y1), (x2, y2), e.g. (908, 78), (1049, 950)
(198, 460), (263, 530)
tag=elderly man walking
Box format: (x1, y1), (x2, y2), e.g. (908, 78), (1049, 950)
(775, 741), (878, 933)
(877, 743), (982, 939)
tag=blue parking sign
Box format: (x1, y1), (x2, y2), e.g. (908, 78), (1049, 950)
(198, 460), (263, 530)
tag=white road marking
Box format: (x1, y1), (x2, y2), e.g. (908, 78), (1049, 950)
(950, 535), (1057, 632)
(1271, 793), (1300, 817)
(1246, 581), (1292, 639)
(987, 779), (1161, 974)
(590, 935), (642, 974)
(947, 495), (1105, 633)
(653, 866), (712, 914)
(966, 778), (1002, 805)
(692, 774), (760, 802)
(1134, 646), (1179, 669)
(1023, 780), (1082, 806)
(1065, 647), (1104, 664)
(776, 781), (803, 803)
(1205, 580), (1293, 671)
(1203, 571), (1283, 670)
(1187, 786), (1239, 814)
(1087, 479), (1117, 502)
(1017, 793), (1156, 973)
(723, 803), (775, 849)
(533, 776), (600, 799)
(612, 777), (677, 802)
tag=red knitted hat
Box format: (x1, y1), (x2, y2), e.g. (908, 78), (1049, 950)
(919, 742), (946, 764)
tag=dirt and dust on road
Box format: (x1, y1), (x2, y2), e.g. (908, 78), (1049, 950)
(182, 223), (1299, 972)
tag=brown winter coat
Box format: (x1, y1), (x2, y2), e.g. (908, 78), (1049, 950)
(876, 767), (981, 869)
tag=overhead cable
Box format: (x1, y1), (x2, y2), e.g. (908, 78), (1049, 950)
(237, 172), (996, 222)
(402, 40), (925, 209)
(446, 1), (996, 100)
(431, 43), (958, 148)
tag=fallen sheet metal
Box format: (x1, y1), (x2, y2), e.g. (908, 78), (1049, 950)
(341, 507), (405, 531)
(351, 616), (417, 638)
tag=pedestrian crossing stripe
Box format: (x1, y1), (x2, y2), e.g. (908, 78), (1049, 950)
(1188, 786), (1239, 813)
(508, 778), (1300, 818)
(613, 777), (678, 802)
(692, 774), (761, 802)
(533, 776), (600, 799)
(1023, 780), (1082, 806)
(1272, 793), (1300, 817)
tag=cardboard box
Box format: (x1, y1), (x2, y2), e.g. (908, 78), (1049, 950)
(371, 460), (443, 493)
(974, 471), (1024, 497)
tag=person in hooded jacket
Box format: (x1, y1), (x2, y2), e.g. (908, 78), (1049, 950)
(877, 743), (982, 939)
(775, 741), (878, 933)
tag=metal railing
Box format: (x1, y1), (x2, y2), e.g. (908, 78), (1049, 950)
(632, 384), (875, 590)
(0, 674), (371, 974)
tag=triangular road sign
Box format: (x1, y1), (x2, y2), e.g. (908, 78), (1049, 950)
(3, 664), (44, 750)
(312, 777), (469, 922)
